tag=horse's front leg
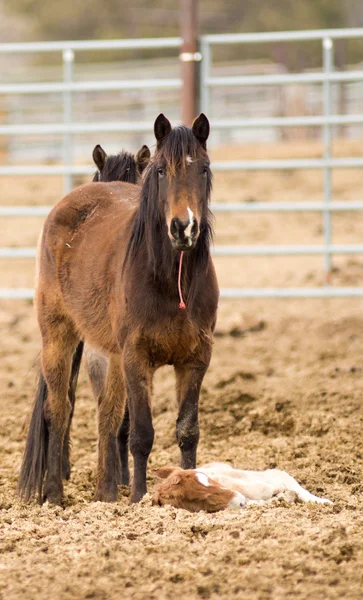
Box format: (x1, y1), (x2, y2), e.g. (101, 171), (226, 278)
(175, 355), (211, 470)
(95, 354), (126, 502)
(124, 348), (154, 503)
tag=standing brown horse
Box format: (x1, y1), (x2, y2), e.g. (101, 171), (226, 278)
(63, 142), (151, 483)
(18, 113), (219, 505)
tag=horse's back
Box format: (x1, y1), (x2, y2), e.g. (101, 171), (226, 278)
(36, 181), (139, 350)
(45, 181), (139, 237)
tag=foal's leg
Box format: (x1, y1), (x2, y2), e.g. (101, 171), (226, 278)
(175, 356), (211, 470)
(42, 326), (79, 505)
(124, 349), (154, 503)
(95, 354), (126, 502)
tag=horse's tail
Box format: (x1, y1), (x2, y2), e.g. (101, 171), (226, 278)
(18, 371), (49, 503)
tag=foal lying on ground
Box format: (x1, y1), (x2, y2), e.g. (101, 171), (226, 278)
(153, 463), (332, 512)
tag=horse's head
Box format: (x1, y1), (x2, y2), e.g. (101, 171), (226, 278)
(151, 113), (212, 252)
(152, 467), (246, 513)
(92, 144), (151, 183)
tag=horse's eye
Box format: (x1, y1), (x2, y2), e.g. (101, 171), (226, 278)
(201, 166), (209, 176)
(157, 167), (165, 177)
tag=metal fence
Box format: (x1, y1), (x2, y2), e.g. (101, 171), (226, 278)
(1, 29), (363, 299)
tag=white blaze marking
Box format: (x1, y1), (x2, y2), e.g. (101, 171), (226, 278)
(186, 155), (193, 164)
(184, 206), (194, 238)
(196, 472), (210, 487)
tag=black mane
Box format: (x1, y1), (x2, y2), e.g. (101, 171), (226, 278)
(93, 150), (138, 183)
(124, 126), (213, 308)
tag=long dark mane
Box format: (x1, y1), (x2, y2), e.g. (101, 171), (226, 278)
(125, 126), (213, 308)
(93, 150), (138, 183)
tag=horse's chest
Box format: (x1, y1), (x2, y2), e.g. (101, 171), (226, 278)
(140, 318), (200, 366)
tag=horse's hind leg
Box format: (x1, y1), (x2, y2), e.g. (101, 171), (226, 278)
(62, 341), (84, 480)
(86, 347), (129, 486)
(41, 322), (79, 505)
(95, 354), (126, 502)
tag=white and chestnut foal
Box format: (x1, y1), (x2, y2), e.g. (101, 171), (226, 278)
(153, 462), (332, 512)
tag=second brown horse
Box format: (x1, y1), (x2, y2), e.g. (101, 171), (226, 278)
(18, 113), (219, 505)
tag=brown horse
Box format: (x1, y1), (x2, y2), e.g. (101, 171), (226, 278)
(92, 143), (150, 183)
(62, 142), (151, 483)
(18, 113), (219, 506)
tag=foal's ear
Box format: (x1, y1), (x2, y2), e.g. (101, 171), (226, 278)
(136, 144), (151, 174)
(154, 114), (172, 145)
(154, 466), (178, 479)
(93, 144), (107, 171)
(192, 113), (210, 148)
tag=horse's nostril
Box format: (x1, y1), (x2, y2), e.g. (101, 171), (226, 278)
(191, 220), (199, 237)
(170, 217), (180, 240)
(170, 217), (198, 242)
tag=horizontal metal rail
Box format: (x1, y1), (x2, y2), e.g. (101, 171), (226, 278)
(2, 287), (363, 300)
(211, 201), (363, 213)
(3, 244), (363, 259)
(203, 28), (363, 44)
(220, 287), (363, 299)
(0, 121), (156, 136)
(212, 158), (363, 171)
(3, 201), (363, 218)
(0, 38), (182, 53)
(210, 115), (363, 129)
(2, 114), (363, 137)
(3, 70), (361, 96)
(1, 157), (363, 177)
(205, 70), (363, 88)
(0, 165), (95, 176)
(212, 245), (363, 256)
(0, 78), (181, 95)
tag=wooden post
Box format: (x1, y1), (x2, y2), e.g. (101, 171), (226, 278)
(180, 0), (199, 126)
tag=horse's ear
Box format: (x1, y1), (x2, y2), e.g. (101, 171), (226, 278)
(154, 114), (172, 146)
(93, 144), (107, 171)
(154, 466), (177, 479)
(192, 113), (210, 148)
(136, 144), (151, 174)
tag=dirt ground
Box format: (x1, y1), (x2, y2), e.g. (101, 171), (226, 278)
(1, 141), (363, 599)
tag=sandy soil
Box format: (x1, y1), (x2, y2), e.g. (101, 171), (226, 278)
(1, 141), (363, 599)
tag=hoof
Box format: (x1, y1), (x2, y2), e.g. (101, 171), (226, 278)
(43, 489), (63, 506)
(94, 484), (118, 503)
(129, 488), (145, 504)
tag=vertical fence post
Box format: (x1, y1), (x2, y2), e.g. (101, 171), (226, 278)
(199, 37), (211, 116)
(63, 48), (74, 195)
(322, 37), (333, 284)
(180, 0), (200, 125)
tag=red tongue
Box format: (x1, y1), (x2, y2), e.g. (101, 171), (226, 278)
(178, 251), (186, 310)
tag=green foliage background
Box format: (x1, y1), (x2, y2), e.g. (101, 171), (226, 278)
(2, 0), (363, 67)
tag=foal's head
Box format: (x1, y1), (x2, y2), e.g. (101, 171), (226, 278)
(150, 113), (212, 252)
(92, 144), (151, 183)
(152, 467), (246, 513)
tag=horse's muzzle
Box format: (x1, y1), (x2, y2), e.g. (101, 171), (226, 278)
(170, 216), (199, 251)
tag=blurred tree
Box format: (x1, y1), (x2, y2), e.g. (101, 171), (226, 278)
(2, 0), (363, 67)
